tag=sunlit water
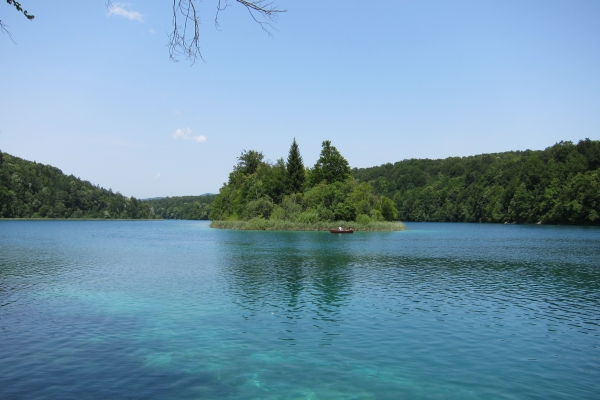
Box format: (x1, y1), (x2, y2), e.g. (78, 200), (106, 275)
(0, 221), (599, 399)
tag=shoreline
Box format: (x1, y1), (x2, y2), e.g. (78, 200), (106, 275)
(210, 219), (406, 231)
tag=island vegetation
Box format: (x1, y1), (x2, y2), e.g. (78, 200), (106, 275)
(0, 151), (158, 219)
(353, 139), (600, 225)
(143, 195), (216, 220)
(209, 139), (406, 231)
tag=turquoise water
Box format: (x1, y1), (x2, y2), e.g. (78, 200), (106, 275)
(0, 221), (599, 399)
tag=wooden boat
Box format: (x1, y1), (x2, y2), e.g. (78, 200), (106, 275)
(329, 228), (354, 234)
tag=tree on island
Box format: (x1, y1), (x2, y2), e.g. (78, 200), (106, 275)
(235, 150), (264, 175)
(209, 138), (399, 227)
(286, 138), (305, 195)
(310, 140), (351, 186)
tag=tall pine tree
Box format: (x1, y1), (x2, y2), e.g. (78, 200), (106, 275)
(286, 138), (305, 194)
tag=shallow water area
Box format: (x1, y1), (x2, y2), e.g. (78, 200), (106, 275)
(1, 220), (599, 399)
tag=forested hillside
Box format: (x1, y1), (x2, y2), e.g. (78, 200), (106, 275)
(0, 151), (158, 219)
(143, 195), (216, 220)
(352, 139), (600, 225)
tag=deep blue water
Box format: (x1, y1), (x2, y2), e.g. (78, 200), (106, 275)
(0, 221), (599, 399)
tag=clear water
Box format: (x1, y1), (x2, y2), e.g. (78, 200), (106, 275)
(0, 221), (599, 399)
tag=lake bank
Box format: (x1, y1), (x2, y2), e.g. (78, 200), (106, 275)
(210, 219), (406, 231)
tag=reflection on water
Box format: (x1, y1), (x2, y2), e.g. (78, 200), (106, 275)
(222, 233), (355, 323)
(0, 221), (599, 399)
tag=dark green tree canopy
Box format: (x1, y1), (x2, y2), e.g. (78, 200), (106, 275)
(143, 195), (216, 220)
(286, 138), (305, 194)
(0, 151), (158, 219)
(352, 138), (600, 225)
(209, 139), (398, 223)
(310, 140), (351, 186)
(235, 150), (264, 175)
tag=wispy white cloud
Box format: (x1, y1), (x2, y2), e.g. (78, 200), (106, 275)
(108, 3), (143, 21)
(173, 128), (207, 143)
(155, 172), (162, 179)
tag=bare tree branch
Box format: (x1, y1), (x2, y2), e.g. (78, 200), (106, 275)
(0, 20), (16, 43)
(3, 1), (285, 64)
(169, 0), (203, 64)
(171, 0), (286, 64)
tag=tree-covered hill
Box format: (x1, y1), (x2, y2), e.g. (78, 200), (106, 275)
(143, 195), (216, 220)
(0, 151), (158, 219)
(352, 139), (600, 225)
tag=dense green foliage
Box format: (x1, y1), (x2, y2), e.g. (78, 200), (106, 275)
(210, 140), (399, 226)
(309, 140), (351, 186)
(0, 152), (158, 219)
(353, 139), (600, 225)
(143, 195), (216, 220)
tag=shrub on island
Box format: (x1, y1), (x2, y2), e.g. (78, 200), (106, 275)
(209, 139), (406, 231)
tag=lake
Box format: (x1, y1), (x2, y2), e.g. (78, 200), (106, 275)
(0, 221), (599, 399)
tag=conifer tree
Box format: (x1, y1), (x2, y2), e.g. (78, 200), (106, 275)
(286, 138), (305, 194)
(310, 140), (351, 186)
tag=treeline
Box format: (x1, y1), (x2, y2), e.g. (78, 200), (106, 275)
(210, 139), (398, 225)
(352, 139), (600, 225)
(0, 151), (158, 219)
(143, 195), (216, 220)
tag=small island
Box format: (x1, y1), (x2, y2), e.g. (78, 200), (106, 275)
(209, 139), (406, 231)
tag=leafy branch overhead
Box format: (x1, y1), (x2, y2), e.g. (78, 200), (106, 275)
(6, 0), (33, 19)
(1, 0), (33, 41)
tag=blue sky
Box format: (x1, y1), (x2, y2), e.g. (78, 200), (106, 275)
(1, 1), (599, 198)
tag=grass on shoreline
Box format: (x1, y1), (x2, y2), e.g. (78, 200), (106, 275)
(210, 219), (406, 231)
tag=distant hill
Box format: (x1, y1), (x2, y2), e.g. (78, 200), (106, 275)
(352, 139), (600, 225)
(143, 195), (216, 220)
(0, 151), (158, 219)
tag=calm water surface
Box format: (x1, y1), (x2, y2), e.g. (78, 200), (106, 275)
(0, 221), (599, 399)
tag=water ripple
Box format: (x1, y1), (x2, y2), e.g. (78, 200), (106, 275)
(0, 221), (599, 398)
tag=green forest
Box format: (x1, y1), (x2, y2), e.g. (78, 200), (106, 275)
(2, 138), (598, 225)
(143, 195), (216, 220)
(209, 139), (401, 229)
(353, 139), (600, 225)
(0, 151), (158, 219)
